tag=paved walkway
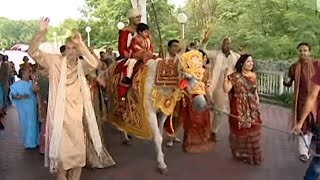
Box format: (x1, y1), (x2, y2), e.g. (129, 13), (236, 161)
(0, 104), (308, 180)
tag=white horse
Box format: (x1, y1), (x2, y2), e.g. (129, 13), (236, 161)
(107, 50), (208, 174)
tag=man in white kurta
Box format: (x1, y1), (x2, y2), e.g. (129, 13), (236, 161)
(28, 17), (102, 180)
(207, 38), (240, 140)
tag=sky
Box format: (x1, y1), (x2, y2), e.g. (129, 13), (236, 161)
(0, 0), (187, 26)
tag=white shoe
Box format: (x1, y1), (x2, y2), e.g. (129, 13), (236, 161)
(166, 141), (173, 147)
(300, 153), (311, 162)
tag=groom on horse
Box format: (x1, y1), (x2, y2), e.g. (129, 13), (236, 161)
(117, 8), (156, 101)
(116, 8), (142, 101)
(117, 8), (141, 61)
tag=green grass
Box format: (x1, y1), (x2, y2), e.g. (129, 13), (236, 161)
(260, 92), (294, 108)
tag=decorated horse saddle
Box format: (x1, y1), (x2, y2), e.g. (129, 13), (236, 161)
(154, 59), (179, 87)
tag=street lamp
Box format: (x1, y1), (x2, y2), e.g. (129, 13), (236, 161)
(85, 26), (92, 47)
(52, 31), (57, 48)
(117, 22), (125, 30)
(177, 13), (188, 39)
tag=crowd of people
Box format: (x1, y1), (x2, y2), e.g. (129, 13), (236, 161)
(0, 53), (18, 135)
(1, 7), (320, 180)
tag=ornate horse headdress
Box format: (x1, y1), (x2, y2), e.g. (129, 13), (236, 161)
(180, 50), (206, 95)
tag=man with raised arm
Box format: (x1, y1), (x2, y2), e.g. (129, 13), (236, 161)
(28, 17), (103, 180)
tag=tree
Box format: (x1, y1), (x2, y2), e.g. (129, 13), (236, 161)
(184, 0), (320, 60)
(81, 0), (180, 51)
(46, 18), (81, 46)
(184, 0), (219, 46)
(0, 17), (38, 49)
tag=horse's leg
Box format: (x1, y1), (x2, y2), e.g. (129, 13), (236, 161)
(149, 111), (168, 174)
(158, 113), (174, 147)
(157, 112), (167, 136)
(209, 109), (215, 133)
(122, 132), (131, 145)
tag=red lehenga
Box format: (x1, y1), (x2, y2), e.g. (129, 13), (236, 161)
(228, 72), (263, 165)
(179, 96), (213, 153)
(0, 110), (4, 134)
(32, 69), (49, 154)
(85, 75), (115, 168)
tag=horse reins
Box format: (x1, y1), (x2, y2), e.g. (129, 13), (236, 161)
(208, 106), (320, 157)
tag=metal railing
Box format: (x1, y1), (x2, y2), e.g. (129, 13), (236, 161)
(256, 70), (293, 96)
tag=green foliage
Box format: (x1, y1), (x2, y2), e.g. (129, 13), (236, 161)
(0, 17), (81, 49)
(2, 0), (320, 60)
(265, 92), (294, 107)
(47, 18), (82, 45)
(277, 92), (294, 107)
(80, 0), (132, 48)
(0, 17), (38, 49)
(185, 0), (320, 59)
(81, 0), (180, 50)
(260, 92), (294, 107)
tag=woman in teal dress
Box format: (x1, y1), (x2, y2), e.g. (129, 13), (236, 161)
(9, 68), (39, 149)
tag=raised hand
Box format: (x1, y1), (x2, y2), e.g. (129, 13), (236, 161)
(72, 31), (83, 45)
(224, 67), (232, 78)
(202, 28), (212, 44)
(283, 70), (291, 84)
(39, 17), (50, 31)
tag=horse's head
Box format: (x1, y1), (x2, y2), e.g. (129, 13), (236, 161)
(179, 50), (207, 111)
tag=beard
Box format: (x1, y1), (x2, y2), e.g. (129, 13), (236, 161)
(299, 55), (310, 62)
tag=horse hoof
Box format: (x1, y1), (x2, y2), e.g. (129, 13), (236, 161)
(158, 167), (168, 175)
(122, 140), (131, 146)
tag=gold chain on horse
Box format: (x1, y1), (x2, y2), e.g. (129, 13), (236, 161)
(208, 106), (320, 157)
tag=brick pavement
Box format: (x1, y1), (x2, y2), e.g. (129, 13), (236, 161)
(0, 104), (309, 180)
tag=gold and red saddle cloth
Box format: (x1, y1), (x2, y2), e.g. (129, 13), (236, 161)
(113, 58), (181, 137)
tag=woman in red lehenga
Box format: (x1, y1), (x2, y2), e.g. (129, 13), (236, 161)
(0, 109), (4, 137)
(223, 54), (263, 165)
(179, 97), (213, 153)
(85, 71), (115, 168)
(178, 50), (213, 153)
(32, 65), (49, 154)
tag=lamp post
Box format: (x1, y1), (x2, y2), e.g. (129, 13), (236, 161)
(117, 22), (125, 30)
(177, 13), (188, 39)
(52, 31), (57, 48)
(85, 26), (92, 47)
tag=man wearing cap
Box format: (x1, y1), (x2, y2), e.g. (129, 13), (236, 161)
(116, 8), (142, 105)
(118, 8), (142, 60)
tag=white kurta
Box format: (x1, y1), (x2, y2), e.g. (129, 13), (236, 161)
(208, 50), (240, 112)
(28, 31), (100, 171)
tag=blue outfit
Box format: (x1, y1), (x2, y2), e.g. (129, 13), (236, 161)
(0, 82), (4, 110)
(9, 80), (39, 148)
